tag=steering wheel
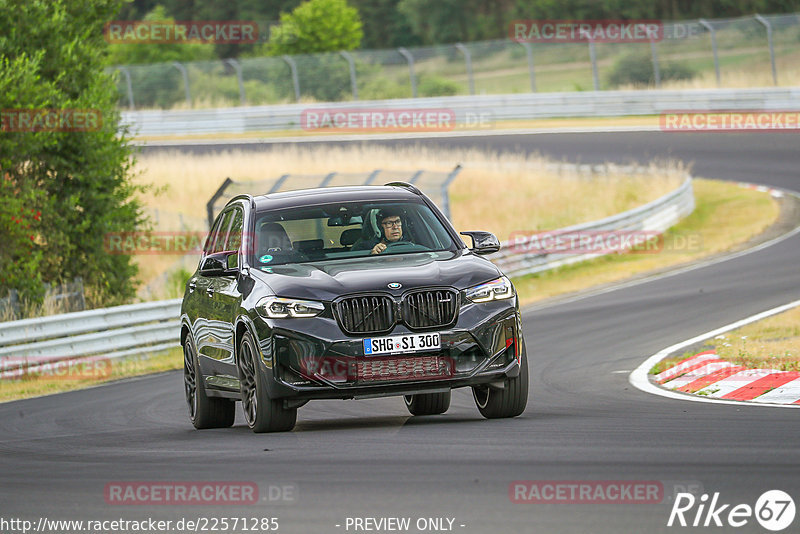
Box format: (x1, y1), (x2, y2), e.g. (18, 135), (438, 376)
(384, 240), (414, 249)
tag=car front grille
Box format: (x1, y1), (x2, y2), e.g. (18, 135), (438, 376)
(335, 295), (395, 334)
(401, 289), (459, 329)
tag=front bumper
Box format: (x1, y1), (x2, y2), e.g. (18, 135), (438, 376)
(254, 300), (523, 401)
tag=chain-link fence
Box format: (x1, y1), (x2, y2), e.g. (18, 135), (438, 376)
(109, 13), (800, 110)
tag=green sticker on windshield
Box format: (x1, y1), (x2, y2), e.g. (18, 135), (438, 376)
(259, 254), (273, 263)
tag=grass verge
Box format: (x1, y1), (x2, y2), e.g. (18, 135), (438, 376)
(650, 304), (800, 376)
(0, 348), (183, 403)
(513, 178), (780, 306)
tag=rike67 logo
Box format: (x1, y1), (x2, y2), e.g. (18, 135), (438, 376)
(668, 490), (795, 531)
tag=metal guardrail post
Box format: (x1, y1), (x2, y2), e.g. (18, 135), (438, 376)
(440, 164), (462, 221)
(171, 62), (191, 107)
(268, 174), (291, 193)
(363, 169), (381, 185)
(755, 14), (778, 85)
(398, 47), (418, 98)
(206, 177), (233, 228)
(224, 58), (247, 105)
(519, 42), (536, 92)
(650, 38), (661, 88)
(588, 39), (600, 90)
(699, 19), (721, 87)
(455, 43), (475, 95)
(339, 51), (358, 100)
(115, 67), (135, 109)
(281, 55), (301, 102)
(319, 172), (337, 187)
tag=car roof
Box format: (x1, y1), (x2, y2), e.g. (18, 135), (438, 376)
(249, 185), (421, 211)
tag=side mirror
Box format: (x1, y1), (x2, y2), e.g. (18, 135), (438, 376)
(460, 231), (501, 255)
(200, 251), (238, 276)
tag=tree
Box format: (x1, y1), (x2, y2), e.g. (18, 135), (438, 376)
(268, 0), (363, 55)
(0, 0), (146, 310)
(105, 5), (217, 66)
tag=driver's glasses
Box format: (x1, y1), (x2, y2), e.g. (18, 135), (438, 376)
(381, 218), (402, 228)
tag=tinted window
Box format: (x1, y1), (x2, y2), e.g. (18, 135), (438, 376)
(204, 211), (227, 255)
(224, 208), (244, 252)
(212, 210), (234, 253)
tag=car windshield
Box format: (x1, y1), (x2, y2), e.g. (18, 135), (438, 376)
(251, 199), (456, 267)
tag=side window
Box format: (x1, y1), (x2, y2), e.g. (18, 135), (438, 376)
(212, 210), (235, 253)
(225, 208), (244, 251)
(204, 212), (226, 256)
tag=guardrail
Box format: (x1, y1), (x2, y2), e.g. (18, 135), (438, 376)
(0, 299), (182, 379)
(122, 88), (800, 137)
(0, 171), (693, 374)
(492, 171), (694, 277)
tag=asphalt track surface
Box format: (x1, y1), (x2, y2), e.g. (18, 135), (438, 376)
(2, 133), (799, 533)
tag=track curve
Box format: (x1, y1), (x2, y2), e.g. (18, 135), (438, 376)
(2, 132), (799, 534)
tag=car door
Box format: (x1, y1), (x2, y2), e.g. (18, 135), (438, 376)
(192, 209), (233, 365)
(203, 206), (245, 384)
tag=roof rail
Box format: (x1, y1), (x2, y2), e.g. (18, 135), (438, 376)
(384, 181), (422, 195)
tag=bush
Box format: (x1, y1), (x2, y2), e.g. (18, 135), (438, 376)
(418, 74), (460, 97)
(606, 51), (695, 88)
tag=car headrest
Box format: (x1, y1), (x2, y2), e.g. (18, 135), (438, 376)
(362, 209), (381, 240)
(259, 222), (292, 253)
(340, 228), (361, 246)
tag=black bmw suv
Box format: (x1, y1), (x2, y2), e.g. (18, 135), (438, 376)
(181, 182), (528, 432)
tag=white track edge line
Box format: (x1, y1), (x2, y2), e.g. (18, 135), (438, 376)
(629, 299), (800, 408)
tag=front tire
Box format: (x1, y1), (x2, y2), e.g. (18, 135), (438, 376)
(237, 331), (296, 433)
(472, 348), (529, 419)
(184, 334), (235, 429)
(404, 391), (451, 415)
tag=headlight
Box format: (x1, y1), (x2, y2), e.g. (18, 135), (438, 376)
(257, 297), (325, 319)
(465, 276), (514, 303)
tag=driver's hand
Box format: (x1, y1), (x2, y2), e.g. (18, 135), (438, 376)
(370, 242), (387, 255)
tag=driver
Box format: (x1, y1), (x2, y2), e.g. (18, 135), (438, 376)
(370, 208), (405, 255)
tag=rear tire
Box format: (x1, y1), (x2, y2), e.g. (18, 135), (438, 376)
(184, 334), (235, 429)
(404, 391), (451, 415)
(472, 348), (529, 419)
(237, 331), (296, 433)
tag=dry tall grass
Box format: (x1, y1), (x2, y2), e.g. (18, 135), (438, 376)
(132, 145), (685, 295)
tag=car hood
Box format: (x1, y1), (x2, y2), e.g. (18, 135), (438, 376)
(249, 250), (501, 301)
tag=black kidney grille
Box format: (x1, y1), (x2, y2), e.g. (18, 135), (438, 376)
(401, 289), (458, 329)
(335, 295), (395, 334)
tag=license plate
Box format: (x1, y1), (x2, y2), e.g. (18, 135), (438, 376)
(363, 333), (441, 356)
